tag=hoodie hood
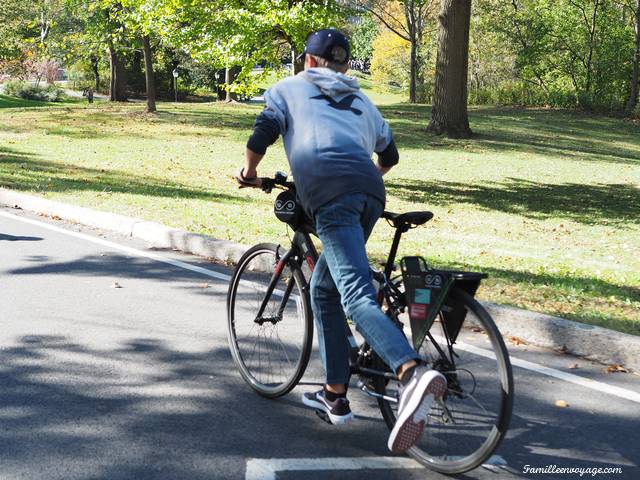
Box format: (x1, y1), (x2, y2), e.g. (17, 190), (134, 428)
(299, 67), (360, 97)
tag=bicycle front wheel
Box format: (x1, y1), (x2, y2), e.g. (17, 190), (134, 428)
(376, 288), (514, 474)
(227, 243), (313, 398)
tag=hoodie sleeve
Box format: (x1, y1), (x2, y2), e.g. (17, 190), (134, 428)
(373, 109), (399, 167)
(246, 85), (289, 155)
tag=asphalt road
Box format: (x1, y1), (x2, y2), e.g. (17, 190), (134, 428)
(1, 205), (639, 480)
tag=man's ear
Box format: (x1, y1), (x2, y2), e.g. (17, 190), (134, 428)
(305, 54), (317, 69)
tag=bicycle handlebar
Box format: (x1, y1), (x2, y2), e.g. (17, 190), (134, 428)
(260, 171), (295, 193)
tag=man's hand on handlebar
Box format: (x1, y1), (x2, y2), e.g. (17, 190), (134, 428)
(235, 167), (263, 189)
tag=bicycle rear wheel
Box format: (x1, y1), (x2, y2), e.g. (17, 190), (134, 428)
(376, 288), (513, 474)
(227, 243), (313, 398)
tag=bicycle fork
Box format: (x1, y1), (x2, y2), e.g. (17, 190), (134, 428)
(253, 249), (297, 325)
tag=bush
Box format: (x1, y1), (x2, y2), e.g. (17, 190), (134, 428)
(3, 80), (63, 102)
(370, 30), (410, 93)
(468, 82), (579, 108)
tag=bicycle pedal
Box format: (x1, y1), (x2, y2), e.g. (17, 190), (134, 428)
(315, 410), (333, 425)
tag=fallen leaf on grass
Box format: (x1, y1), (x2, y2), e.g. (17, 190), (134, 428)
(508, 336), (526, 346)
(555, 400), (569, 408)
(112, 281), (122, 289)
(603, 364), (628, 374)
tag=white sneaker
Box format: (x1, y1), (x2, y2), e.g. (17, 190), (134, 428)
(387, 367), (447, 453)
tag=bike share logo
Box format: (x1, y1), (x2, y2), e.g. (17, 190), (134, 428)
(425, 273), (443, 288)
(274, 193), (299, 225)
(275, 199), (296, 212)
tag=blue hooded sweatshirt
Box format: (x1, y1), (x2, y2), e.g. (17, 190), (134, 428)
(248, 67), (397, 214)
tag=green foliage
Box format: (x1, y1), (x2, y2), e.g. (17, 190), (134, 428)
(154, 0), (345, 93)
(350, 15), (378, 62)
(474, 0), (638, 111)
(0, 0), (39, 59)
(3, 80), (64, 102)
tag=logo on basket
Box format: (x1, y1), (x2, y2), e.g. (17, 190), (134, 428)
(425, 274), (442, 288)
(275, 200), (296, 212)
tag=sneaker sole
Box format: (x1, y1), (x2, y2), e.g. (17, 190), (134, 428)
(387, 371), (447, 453)
(302, 394), (354, 425)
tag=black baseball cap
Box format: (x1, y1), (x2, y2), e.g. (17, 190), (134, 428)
(298, 28), (350, 64)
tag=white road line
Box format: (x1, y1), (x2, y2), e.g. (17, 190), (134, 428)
(245, 457), (422, 480)
(0, 210), (232, 283)
(447, 337), (640, 405)
(4, 210), (640, 405)
(245, 455), (509, 479)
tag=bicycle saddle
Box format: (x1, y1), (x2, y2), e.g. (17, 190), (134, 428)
(382, 211), (434, 228)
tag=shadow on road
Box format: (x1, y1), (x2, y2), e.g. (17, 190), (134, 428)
(0, 334), (638, 479)
(0, 233), (43, 241)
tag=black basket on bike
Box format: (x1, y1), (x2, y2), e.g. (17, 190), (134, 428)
(400, 256), (486, 349)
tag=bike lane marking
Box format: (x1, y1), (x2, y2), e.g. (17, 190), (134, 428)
(3, 210), (639, 405)
(245, 455), (511, 479)
(0, 210), (232, 281)
(437, 336), (640, 404)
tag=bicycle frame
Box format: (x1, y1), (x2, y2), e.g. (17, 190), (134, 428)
(256, 174), (469, 400)
(256, 225), (407, 399)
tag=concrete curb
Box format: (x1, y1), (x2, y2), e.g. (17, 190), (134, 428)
(483, 303), (640, 370)
(2, 188), (639, 371)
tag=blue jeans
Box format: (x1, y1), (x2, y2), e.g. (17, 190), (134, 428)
(310, 192), (418, 385)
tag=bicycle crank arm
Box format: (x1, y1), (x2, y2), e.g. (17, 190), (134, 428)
(357, 381), (398, 403)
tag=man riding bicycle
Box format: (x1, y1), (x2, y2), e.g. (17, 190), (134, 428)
(235, 28), (446, 453)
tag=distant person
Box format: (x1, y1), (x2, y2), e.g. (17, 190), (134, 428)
(87, 87), (94, 104)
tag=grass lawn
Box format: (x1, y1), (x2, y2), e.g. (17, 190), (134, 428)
(1, 87), (639, 335)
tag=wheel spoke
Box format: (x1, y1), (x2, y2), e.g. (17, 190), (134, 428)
(227, 246), (311, 397)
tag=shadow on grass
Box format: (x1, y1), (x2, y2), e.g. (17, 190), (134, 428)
(1, 103), (257, 140)
(0, 94), (83, 109)
(153, 106), (257, 131)
(0, 146), (247, 204)
(379, 104), (640, 166)
(477, 265), (640, 336)
(385, 177), (639, 226)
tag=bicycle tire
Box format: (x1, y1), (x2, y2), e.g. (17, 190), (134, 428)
(376, 287), (514, 474)
(227, 243), (313, 398)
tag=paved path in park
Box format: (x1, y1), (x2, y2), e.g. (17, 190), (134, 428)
(1, 205), (639, 479)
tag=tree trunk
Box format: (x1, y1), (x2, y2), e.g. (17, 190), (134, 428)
(427, 0), (472, 138)
(108, 43), (128, 102)
(409, 39), (417, 103)
(215, 69), (226, 101)
(142, 35), (156, 113)
(626, 0), (640, 113)
(224, 67), (239, 102)
(90, 56), (100, 91)
(291, 48), (304, 75)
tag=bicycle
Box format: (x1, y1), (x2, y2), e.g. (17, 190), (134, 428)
(226, 172), (514, 474)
